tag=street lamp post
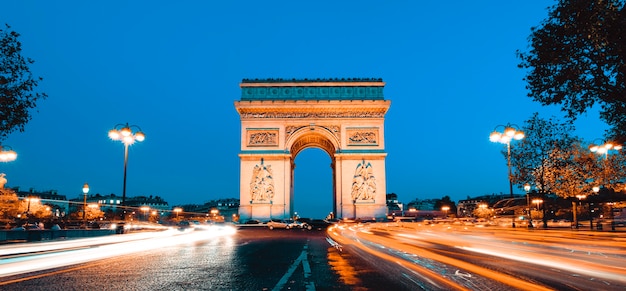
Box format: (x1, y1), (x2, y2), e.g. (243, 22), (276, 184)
(532, 198), (543, 222)
(575, 194), (586, 229)
(82, 183), (89, 229)
(590, 186), (599, 230)
(589, 140), (622, 231)
(589, 140), (623, 160)
(607, 202), (616, 231)
(490, 124), (525, 228)
(140, 206), (149, 221)
(109, 123), (145, 207)
(441, 206), (450, 218)
(524, 183), (532, 228)
(26, 196), (39, 216)
(0, 145), (17, 162)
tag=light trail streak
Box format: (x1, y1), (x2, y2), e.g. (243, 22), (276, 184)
(328, 226), (477, 291)
(351, 227), (553, 291)
(334, 222), (626, 289)
(0, 225), (236, 279)
(328, 223), (626, 290)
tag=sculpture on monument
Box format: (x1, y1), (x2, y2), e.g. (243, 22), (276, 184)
(0, 173), (6, 189)
(250, 159), (275, 202)
(351, 160), (376, 201)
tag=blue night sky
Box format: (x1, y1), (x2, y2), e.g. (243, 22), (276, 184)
(1, 1), (608, 219)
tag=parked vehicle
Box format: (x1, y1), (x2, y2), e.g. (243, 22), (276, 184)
(267, 219), (290, 230)
(244, 219), (261, 225)
(303, 219), (331, 230)
(285, 219), (305, 229)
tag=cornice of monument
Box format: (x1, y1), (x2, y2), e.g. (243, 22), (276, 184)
(235, 101), (390, 119)
(240, 77), (385, 87)
(239, 78), (386, 101)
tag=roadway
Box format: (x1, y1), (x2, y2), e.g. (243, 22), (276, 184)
(0, 224), (406, 290)
(1, 222), (625, 290)
(329, 221), (626, 290)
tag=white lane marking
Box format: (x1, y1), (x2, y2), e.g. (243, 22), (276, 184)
(272, 244), (316, 291)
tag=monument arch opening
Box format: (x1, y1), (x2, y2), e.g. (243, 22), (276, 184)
(293, 147), (333, 219)
(235, 78), (390, 221)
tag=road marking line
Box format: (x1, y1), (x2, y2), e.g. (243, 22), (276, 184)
(272, 244), (316, 291)
(301, 245), (316, 291)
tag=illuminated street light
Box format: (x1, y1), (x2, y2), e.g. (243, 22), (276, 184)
(0, 145), (17, 162)
(83, 183), (89, 229)
(589, 140), (621, 231)
(26, 196), (39, 215)
(174, 207), (182, 218)
(589, 186), (600, 230)
(574, 194), (586, 229)
(589, 140), (622, 160)
(524, 183), (533, 228)
(441, 206), (450, 218)
(490, 124), (524, 228)
(109, 123), (145, 206)
(532, 198), (543, 220)
(140, 206), (150, 221)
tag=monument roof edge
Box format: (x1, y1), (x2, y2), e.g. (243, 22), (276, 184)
(240, 78), (385, 87)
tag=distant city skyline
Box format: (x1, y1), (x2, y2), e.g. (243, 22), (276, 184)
(0, 1), (609, 219)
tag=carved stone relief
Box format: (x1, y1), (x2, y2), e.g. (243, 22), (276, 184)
(247, 129), (278, 146)
(286, 124), (340, 141)
(239, 110), (386, 119)
(350, 160), (376, 202)
(250, 159), (274, 203)
(347, 127), (378, 145)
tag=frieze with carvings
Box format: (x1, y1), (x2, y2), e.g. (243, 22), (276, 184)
(347, 127), (378, 145)
(247, 129), (278, 147)
(286, 125), (340, 140)
(239, 110), (386, 119)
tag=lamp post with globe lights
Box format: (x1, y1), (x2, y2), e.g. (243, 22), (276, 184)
(108, 123), (145, 207)
(590, 186), (600, 230)
(441, 206), (450, 218)
(589, 140), (622, 160)
(524, 183), (533, 228)
(490, 124), (525, 227)
(82, 183), (89, 229)
(574, 194), (586, 229)
(532, 198), (543, 222)
(174, 207), (182, 219)
(0, 145), (17, 162)
(589, 140), (622, 231)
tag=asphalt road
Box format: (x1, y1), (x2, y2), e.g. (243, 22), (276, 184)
(0, 226), (411, 291)
(5, 223), (623, 290)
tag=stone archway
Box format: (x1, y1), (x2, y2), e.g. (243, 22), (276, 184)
(235, 78), (390, 221)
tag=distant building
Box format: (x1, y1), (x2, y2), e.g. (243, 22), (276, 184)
(13, 187), (68, 219)
(403, 199), (442, 219)
(457, 194), (526, 217)
(68, 193), (124, 217)
(90, 193), (123, 213)
(175, 198), (240, 222)
(125, 195), (170, 212)
(406, 199), (438, 211)
(386, 193), (403, 217)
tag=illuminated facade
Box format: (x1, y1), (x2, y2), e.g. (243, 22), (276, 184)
(235, 78), (391, 220)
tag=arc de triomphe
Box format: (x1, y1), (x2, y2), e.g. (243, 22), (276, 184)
(235, 78), (391, 221)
